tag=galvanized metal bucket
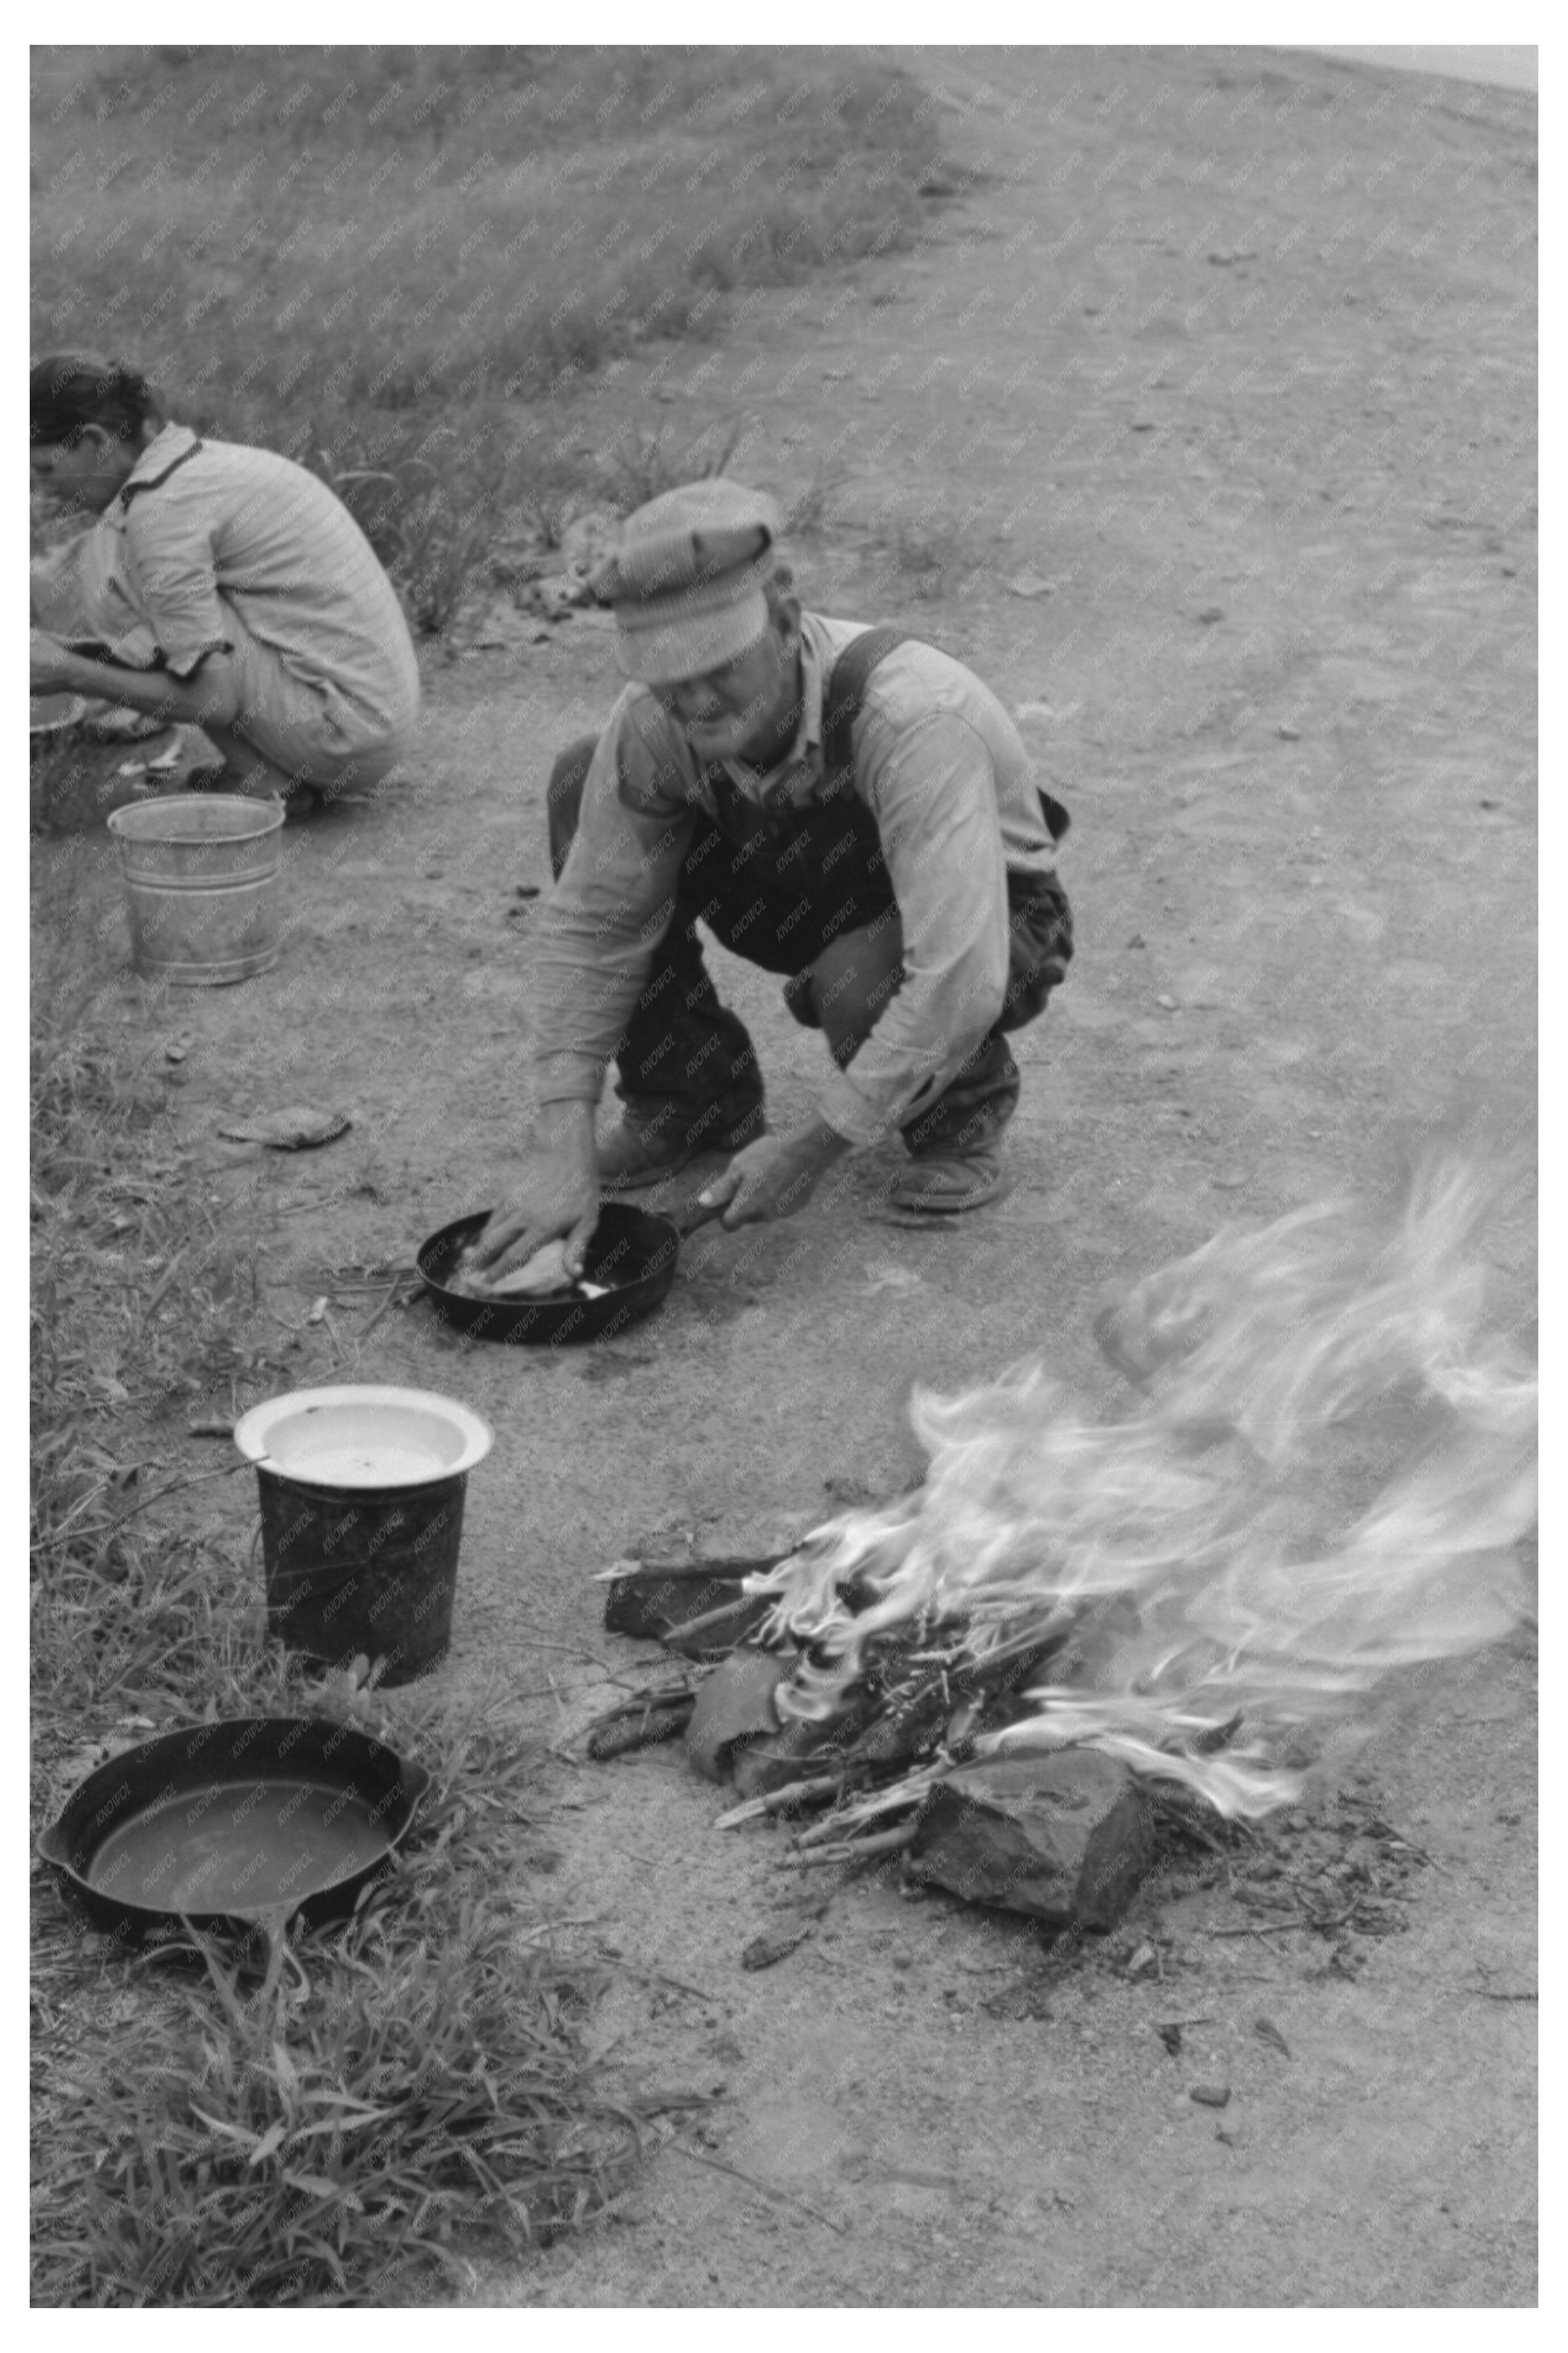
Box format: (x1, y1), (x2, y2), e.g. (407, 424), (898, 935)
(105, 792), (285, 985)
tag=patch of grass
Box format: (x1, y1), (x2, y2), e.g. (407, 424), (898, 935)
(32, 1689), (652, 2306)
(29, 910), (651, 2304)
(30, 988), (285, 1435)
(32, 47), (967, 630)
(27, 911), (288, 1745)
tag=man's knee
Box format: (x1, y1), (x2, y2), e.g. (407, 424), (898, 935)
(804, 918), (904, 1063)
(547, 734), (600, 878)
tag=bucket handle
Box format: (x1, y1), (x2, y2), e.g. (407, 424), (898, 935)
(266, 1550), (373, 1601)
(264, 1523), (453, 1601)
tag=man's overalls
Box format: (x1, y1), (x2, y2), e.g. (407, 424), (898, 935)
(544, 629), (1073, 1167)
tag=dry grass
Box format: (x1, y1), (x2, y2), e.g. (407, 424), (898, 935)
(32, 48), (947, 413)
(31, 46), (964, 632)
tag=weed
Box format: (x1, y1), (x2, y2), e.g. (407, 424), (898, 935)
(855, 512), (996, 604)
(305, 430), (502, 636)
(781, 453), (854, 541)
(593, 418), (746, 512)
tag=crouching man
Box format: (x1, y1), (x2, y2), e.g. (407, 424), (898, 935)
(475, 479), (1072, 1279)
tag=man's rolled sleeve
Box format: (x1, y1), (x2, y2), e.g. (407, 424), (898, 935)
(817, 712), (1010, 1146)
(527, 713), (695, 1107)
(124, 493), (232, 679)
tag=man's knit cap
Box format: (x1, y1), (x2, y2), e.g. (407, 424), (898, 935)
(590, 479), (781, 684)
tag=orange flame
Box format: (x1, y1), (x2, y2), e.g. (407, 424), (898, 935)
(750, 1162), (1536, 1815)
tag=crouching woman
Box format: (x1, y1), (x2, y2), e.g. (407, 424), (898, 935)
(29, 353), (419, 810)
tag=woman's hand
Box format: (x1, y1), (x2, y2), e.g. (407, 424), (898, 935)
(30, 630), (80, 694)
(698, 1119), (850, 1229)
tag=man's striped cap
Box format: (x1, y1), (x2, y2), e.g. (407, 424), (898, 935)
(590, 479), (781, 685)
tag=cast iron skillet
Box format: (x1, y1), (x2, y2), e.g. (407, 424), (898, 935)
(37, 1715), (432, 1941)
(417, 1200), (680, 1344)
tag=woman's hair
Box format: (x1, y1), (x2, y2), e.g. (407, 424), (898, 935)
(30, 353), (162, 447)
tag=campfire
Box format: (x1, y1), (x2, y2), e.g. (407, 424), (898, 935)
(592, 1161), (1536, 1929)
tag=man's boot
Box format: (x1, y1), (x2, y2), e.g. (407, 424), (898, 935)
(889, 1137), (1007, 1212)
(890, 1033), (1018, 1213)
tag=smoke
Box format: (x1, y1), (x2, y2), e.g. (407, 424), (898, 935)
(747, 1160), (1536, 1815)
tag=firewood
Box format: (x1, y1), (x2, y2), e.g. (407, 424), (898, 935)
(585, 1701), (693, 1760)
(602, 1557), (786, 1646)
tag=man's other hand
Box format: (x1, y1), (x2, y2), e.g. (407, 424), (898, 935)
(699, 1120), (850, 1229)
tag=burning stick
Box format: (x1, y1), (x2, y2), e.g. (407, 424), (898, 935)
(792, 1776), (940, 1847)
(712, 1774), (846, 1829)
(743, 1158), (1536, 1822)
(598, 1161), (1534, 1933)
(582, 1683), (696, 1758)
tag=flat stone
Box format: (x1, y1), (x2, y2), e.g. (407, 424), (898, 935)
(685, 1649), (794, 1783)
(740, 1917), (816, 1971)
(217, 1106), (350, 1150)
(905, 1751), (1156, 1931)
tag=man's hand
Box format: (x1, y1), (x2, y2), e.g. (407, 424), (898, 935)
(473, 1105), (599, 1279)
(30, 630), (80, 694)
(698, 1118), (851, 1230)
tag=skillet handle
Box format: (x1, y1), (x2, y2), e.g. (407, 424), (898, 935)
(675, 1197), (727, 1238)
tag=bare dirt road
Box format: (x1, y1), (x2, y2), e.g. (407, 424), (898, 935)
(36, 45), (1536, 2305)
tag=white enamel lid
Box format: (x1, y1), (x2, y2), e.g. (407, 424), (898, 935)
(233, 1386), (493, 1488)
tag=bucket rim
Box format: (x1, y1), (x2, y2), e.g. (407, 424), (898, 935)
(233, 1384), (494, 1484)
(107, 791), (286, 846)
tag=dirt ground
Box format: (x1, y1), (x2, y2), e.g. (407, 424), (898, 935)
(33, 46), (1536, 2306)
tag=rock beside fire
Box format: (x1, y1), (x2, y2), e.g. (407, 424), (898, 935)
(685, 1649), (795, 1782)
(905, 1752), (1156, 1931)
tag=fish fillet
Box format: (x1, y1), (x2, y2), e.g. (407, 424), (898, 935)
(449, 1238), (610, 1301)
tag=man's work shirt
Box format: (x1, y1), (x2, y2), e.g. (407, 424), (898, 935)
(529, 612), (1064, 1148)
(30, 424), (418, 749)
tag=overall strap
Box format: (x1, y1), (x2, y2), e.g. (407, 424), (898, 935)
(706, 624), (919, 848)
(822, 624), (1070, 842)
(821, 625), (918, 780)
